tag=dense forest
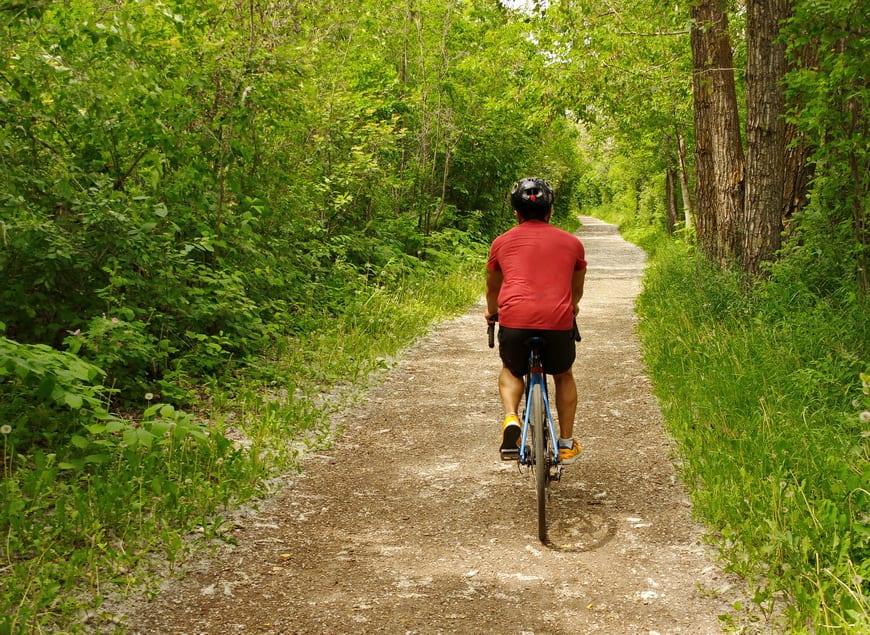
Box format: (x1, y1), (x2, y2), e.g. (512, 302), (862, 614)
(1, 0), (866, 632)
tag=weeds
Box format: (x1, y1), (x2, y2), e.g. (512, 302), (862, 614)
(636, 238), (869, 631)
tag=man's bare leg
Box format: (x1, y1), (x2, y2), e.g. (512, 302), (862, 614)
(552, 369), (577, 439)
(498, 366), (524, 416)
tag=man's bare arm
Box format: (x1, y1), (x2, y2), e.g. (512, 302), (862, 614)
(485, 269), (503, 321)
(571, 268), (586, 315)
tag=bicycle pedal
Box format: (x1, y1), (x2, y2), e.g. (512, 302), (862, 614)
(500, 448), (519, 461)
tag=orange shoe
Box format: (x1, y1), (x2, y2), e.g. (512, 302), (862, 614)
(558, 439), (582, 465)
(499, 414), (521, 459)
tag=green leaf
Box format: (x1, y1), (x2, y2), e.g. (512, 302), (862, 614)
(37, 375), (57, 399)
(63, 392), (84, 410)
(183, 425), (208, 442)
(148, 420), (173, 437)
(69, 359), (102, 381)
(123, 428), (138, 447)
(143, 403), (163, 418)
(136, 427), (156, 448)
(70, 434), (89, 449)
(151, 477), (164, 495)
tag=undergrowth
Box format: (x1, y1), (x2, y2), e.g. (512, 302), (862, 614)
(635, 237), (869, 632)
(0, 235), (485, 634)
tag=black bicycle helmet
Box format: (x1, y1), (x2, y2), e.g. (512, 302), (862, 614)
(510, 177), (554, 220)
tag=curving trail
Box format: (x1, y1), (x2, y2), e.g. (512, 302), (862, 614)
(122, 218), (747, 634)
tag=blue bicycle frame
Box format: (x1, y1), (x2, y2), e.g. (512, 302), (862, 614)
(518, 339), (560, 467)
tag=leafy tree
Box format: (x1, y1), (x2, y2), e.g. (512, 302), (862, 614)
(780, 0), (868, 301)
(0, 0), (580, 407)
(542, 0), (695, 228)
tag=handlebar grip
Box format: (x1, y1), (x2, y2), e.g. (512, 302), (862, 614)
(487, 313), (498, 348)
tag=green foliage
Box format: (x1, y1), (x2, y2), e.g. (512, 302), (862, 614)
(0, 398), (260, 634)
(538, 0), (693, 231)
(1, 0), (554, 630)
(637, 238), (869, 630)
(0, 336), (109, 450)
(0, 0), (575, 406)
(4, 0), (864, 630)
(781, 0), (869, 301)
(0, 231), (485, 633)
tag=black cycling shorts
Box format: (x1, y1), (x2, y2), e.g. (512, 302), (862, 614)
(498, 326), (576, 378)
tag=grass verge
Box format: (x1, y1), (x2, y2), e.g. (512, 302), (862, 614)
(634, 236), (869, 632)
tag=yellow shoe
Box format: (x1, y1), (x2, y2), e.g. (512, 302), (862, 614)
(499, 414), (521, 459)
(558, 439), (582, 465)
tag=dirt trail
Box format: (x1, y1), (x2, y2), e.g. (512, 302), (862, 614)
(121, 217), (747, 634)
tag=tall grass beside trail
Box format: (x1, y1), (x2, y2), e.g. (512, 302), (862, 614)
(0, 239), (485, 635)
(636, 238), (869, 632)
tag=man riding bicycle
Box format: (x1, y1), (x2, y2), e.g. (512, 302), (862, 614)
(485, 177), (587, 464)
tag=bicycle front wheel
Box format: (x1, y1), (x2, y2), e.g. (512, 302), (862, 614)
(530, 382), (548, 543)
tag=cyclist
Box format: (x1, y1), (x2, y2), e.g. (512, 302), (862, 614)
(485, 177), (587, 464)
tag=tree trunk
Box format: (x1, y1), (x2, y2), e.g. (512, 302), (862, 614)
(690, 2), (718, 257)
(666, 166), (678, 234)
(742, 0), (789, 274)
(781, 42), (817, 239)
(677, 131), (693, 229)
(691, 0), (744, 265)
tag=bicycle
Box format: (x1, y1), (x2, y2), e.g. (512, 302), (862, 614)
(487, 314), (580, 544)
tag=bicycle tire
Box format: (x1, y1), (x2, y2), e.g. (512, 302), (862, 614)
(530, 382), (548, 543)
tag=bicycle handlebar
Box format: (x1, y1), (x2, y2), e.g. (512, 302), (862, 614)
(487, 313), (498, 348)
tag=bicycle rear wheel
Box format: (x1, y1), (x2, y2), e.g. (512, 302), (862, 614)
(530, 382), (548, 543)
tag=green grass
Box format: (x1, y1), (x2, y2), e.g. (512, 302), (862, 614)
(635, 238), (869, 632)
(0, 243), (486, 634)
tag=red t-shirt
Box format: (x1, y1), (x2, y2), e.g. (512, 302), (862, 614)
(487, 220), (587, 330)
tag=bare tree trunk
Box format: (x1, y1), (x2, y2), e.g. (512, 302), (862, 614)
(431, 145), (453, 230)
(781, 42), (817, 239)
(691, 0), (745, 265)
(677, 131), (693, 229)
(666, 166), (678, 234)
(782, 122), (813, 234)
(691, 3), (718, 256)
(742, 0), (789, 274)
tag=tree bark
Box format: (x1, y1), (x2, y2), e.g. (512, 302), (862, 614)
(743, 0), (789, 274)
(690, 10), (716, 256)
(691, 0), (744, 265)
(781, 41), (817, 239)
(677, 131), (693, 229)
(666, 166), (678, 234)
